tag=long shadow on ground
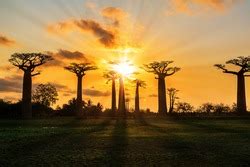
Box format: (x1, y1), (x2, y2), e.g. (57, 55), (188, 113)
(0, 118), (111, 166)
(137, 116), (250, 166)
(105, 118), (128, 166)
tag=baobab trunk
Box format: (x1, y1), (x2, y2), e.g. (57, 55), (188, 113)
(158, 76), (167, 115)
(22, 71), (32, 119)
(118, 77), (126, 116)
(76, 76), (84, 118)
(111, 79), (116, 115)
(169, 96), (173, 114)
(135, 82), (140, 113)
(237, 74), (247, 113)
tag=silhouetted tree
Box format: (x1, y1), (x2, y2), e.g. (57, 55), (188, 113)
(9, 53), (52, 119)
(167, 88), (179, 113)
(144, 61), (180, 115)
(32, 83), (58, 107)
(215, 56), (250, 113)
(118, 76), (126, 116)
(65, 63), (97, 118)
(133, 79), (146, 114)
(176, 102), (194, 113)
(199, 103), (214, 114)
(103, 70), (119, 115)
(58, 98), (77, 116)
(214, 103), (231, 114)
(84, 100), (103, 116)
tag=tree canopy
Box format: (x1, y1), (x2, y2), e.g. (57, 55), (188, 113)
(65, 63), (97, 77)
(143, 61), (180, 77)
(9, 53), (53, 76)
(32, 83), (58, 107)
(214, 56), (250, 75)
(133, 79), (146, 88)
(103, 70), (119, 83)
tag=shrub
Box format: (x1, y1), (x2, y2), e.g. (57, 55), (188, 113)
(175, 102), (194, 113)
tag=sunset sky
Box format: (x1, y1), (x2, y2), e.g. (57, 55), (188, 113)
(0, 0), (249, 111)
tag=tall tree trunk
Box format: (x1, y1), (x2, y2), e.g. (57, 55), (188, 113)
(158, 76), (167, 115)
(77, 75), (84, 118)
(111, 79), (116, 115)
(169, 94), (173, 113)
(135, 82), (139, 113)
(237, 74), (247, 113)
(22, 71), (32, 119)
(118, 77), (126, 117)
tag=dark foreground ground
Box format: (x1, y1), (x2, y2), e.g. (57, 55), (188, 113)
(0, 117), (249, 167)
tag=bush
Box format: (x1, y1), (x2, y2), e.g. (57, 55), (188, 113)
(32, 103), (54, 117)
(56, 98), (77, 116)
(0, 99), (22, 118)
(0, 99), (54, 118)
(214, 103), (231, 114)
(175, 102), (194, 113)
(198, 103), (214, 114)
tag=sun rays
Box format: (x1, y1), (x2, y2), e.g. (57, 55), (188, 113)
(112, 57), (135, 77)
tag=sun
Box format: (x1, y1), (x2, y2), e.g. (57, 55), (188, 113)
(112, 57), (135, 77)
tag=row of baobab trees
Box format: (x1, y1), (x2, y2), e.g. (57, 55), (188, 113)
(8, 53), (250, 119)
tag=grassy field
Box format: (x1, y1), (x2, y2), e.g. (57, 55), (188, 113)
(0, 117), (249, 166)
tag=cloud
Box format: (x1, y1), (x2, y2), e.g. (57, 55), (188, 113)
(45, 49), (89, 67)
(43, 56), (64, 67)
(0, 65), (16, 72)
(75, 19), (116, 47)
(48, 19), (116, 47)
(47, 6), (140, 48)
(57, 49), (88, 60)
(51, 83), (70, 90)
(101, 7), (128, 26)
(0, 34), (15, 46)
(35, 83), (110, 98)
(47, 21), (73, 34)
(83, 88), (110, 97)
(0, 75), (22, 93)
(166, 0), (243, 15)
(149, 94), (157, 97)
(33, 82), (76, 97)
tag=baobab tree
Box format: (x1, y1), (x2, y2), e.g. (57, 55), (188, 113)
(167, 88), (179, 113)
(9, 53), (52, 119)
(103, 70), (119, 115)
(133, 79), (146, 114)
(118, 76), (126, 116)
(110, 59), (134, 117)
(144, 61), (180, 115)
(214, 56), (250, 113)
(65, 63), (97, 118)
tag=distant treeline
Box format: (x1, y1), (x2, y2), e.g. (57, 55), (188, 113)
(1, 98), (248, 119)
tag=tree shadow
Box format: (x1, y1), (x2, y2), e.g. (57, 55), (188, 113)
(135, 117), (208, 165)
(136, 116), (171, 134)
(135, 117), (250, 166)
(105, 118), (128, 166)
(173, 119), (250, 134)
(1, 118), (111, 166)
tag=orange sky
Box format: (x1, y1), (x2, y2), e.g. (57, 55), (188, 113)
(0, 0), (249, 111)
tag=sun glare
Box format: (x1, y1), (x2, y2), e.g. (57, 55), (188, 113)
(113, 58), (135, 77)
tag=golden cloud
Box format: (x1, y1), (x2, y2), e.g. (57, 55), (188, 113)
(101, 7), (128, 26)
(46, 6), (142, 49)
(45, 49), (90, 67)
(47, 21), (73, 34)
(167, 0), (243, 15)
(0, 34), (16, 46)
(47, 19), (117, 48)
(74, 19), (116, 47)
